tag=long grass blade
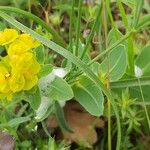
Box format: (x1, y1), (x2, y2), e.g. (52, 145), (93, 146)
(80, 4), (102, 59)
(75, 0), (83, 56)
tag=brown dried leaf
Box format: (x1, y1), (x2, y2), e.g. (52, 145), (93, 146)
(47, 101), (104, 147)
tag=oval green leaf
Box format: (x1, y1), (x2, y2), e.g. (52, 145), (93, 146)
(72, 75), (104, 116)
(99, 44), (127, 81)
(136, 44), (150, 76)
(44, 76), (74, 101)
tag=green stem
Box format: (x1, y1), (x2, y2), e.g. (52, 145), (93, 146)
(117, 0), (134, 75)
(138, 78), (150, 131)
(136, 14), (150, 30)
(127, 36), (134, 74)
(80, 4), (102, 59)
(106, 0), (119, 39)
(69, 0), (75, 52)
(27, 0), (33, 28)
(133, 0), (144, 28)
(41, 122), (52, 138)
(111, 77), (150, 88)
(102, 0), (111, 149)
(28, 0), (31, 12)
(75, 0), (83, 56)
(0, 6), (66, 47)
(117, 0), (128, 28)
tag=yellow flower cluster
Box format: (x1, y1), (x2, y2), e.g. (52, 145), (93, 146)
(0, 29), (41, 100)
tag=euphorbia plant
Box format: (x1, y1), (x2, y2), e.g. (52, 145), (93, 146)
(0, 29), (40, 100)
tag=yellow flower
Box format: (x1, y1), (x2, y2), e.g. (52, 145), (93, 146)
(0, 28), (41, 100)
(19, 33), (40, 49)
(23, 75), (38, 90)
(25, 56), (41, 75)
(9, 71), (25, 93)
(7, 40), (30, 56)
(0, 65), (11, 93)
(9, 52), (33, 69)
(22, 54), (41, 90)
(10, 52), (41, 92)
(0, 29), (18, 45)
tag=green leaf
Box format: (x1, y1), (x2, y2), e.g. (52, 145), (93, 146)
(16, 103), (28, 117)
(34, 45), (45, 64)
(54, 101), (73, 133)
(39, 64), (53, 78)
(35, 96), (53, 122)
(61, 59), (72, 75)
(0, 116), (31, 127)
(25, 86), (41, 110)
(45, 76), (73, 101)
(78, 40), (90, 63)
(132, 0), (144, 28)
(99, 45), (127, 81)
(72, 75), (104, 116)
(121, 0), (136, 8)
(111, 77), (150, 101)
(137, 14), (150, 29)
(136, 44), (150, 76)
(111, 77), (150, 88)
(48, 138), (56, 150)
(108, 29), (124, 46)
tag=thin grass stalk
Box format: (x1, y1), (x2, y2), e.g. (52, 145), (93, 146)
(80, 4), (102, 60)
(106, 0), (119, 39)
(75, 0), (83, 56)
(69, 0), (75, 52)
(117, 0), (134, 75)
(138, 78), (150, 132)
(132, 0), (144, 28)
(102, 0), (111, 149)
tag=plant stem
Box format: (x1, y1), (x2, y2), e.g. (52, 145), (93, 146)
(69, 0), (75, 52)
(28, 0), (33, 28)
(41, 122), (52, 138)
(138, 78), (150, 132)
(117, 0), (134, 75)
(80, 4), (102, 59)
(102, 0), (111, 149)
(75, 0), (83, 56)
(132, 0), (144, 28)
(106, 0), (119, 39)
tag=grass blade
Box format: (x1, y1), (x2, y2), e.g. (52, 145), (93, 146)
(138, 78), (150, 132)
(75, 0), (83, 56)
(69, 0), (75, 51)
(81, 4), (102, 59)
(111, 77), (150, 88)
(54, 101), (73, 133)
